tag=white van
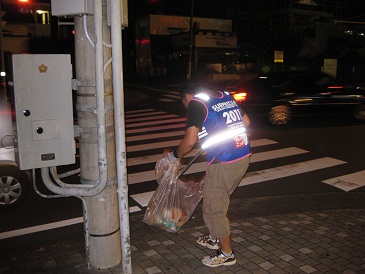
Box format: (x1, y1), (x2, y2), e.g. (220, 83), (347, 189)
(0, 90), (30, 209)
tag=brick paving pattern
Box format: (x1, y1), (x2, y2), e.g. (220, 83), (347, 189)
(1, 204), (365, 273)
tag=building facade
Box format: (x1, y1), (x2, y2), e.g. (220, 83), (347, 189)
(1, 1), (51, 54)
(135, 14), (246, 79)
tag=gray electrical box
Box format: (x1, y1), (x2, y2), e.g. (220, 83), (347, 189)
(12, 54), (75, 170)
(51, 0), (128, 28)
(51, 0), (94, 16)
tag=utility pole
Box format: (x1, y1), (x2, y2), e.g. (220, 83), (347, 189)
(187, 0), (194, 81)
(74, 1), (121, 269)
(0, 1), (5, 82)
(50, 0), (130, 270)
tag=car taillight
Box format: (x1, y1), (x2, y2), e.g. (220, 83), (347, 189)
(327, 85), (343, 89)
(232, 92), (247, 102)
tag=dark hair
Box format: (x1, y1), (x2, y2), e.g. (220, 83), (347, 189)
(181, 81), (216, 99)
(181, 83), (194, 99)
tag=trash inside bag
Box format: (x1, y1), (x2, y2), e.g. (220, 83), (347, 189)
(143, 155), (204, 233)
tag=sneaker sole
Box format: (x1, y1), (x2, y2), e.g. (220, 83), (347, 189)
(202, 259), (236, 267)
(196, 239), (220, 250)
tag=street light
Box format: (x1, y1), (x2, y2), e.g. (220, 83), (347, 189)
(18, 0), (30, 13)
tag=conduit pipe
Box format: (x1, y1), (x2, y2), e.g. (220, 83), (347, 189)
(32, 169), (91, 257)
(41, 0), (108, 197)
(110, 0), (132, 272)
(50, 167), (91, 188)
(83, 14), (95, 48)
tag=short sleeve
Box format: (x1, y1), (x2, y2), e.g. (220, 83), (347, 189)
(186, 100), (206, 131)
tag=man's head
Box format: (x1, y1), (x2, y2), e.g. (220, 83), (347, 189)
(181, 84), (195, 107)
(181, 82), (217, 107)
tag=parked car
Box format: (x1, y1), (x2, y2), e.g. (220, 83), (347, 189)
(0, 93), (31, 209)
(227, 71), (365, 125)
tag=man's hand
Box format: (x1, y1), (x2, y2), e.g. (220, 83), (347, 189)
(162, 147), (172, 156)
(165, 151), (180, 164)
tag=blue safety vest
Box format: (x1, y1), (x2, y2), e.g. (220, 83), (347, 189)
(192, 91), (251, 164)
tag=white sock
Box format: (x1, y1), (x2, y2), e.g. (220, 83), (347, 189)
(222, 250), (232, 257)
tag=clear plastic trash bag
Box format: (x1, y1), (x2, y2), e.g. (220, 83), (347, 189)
(143, 155), (204, 233)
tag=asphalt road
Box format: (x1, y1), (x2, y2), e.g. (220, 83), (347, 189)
(1, 81), (365, 253)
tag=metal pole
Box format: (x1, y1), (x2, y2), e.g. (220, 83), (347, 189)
(86, 0), (121, 269)
(110, 0), (132, 272)
(74, 0), (121, 269)
(187, 0), (194, 81)
(0, 2), (5, 81)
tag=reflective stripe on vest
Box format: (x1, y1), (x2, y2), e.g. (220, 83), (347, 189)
(201, 127), (246, 149)
(192, 91), (251, 163)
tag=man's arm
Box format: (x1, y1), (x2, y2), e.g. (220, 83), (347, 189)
(177, 125), (199, 159)
(242, 113), (250, 127)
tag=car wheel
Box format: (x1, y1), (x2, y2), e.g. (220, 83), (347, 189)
(353, 105), (365, 121)
(0, 166), (30, 209)
(268, 105), (292, 125)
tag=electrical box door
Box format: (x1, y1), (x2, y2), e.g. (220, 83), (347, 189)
(12, 54), (75, 170)
(51, 0), (94, 16)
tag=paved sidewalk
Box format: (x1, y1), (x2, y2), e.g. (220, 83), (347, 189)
(1, 194), (365, 274)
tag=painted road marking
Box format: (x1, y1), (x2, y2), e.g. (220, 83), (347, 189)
(126, 110), (165, 118)
(162, 91), (181, 100)
(127, 139), (279, 183)
(250, 147), (309, 163)
(127, 140), (180, 153)
(164, 90), (181, 95)
(0, 206), (142, 240)
(126, 114), (179, 123)
(131, 157), (347, 208)
(127, 138), (276, 154)
(126, 130), (185, 142)
(3, 108), (358, 240)
(159, 98), (175, 102)
(126, 84), (174, 93)
(125, 108), (156, 115)
(322, 170), (365, 192)
(127, 148), (201, 166)
(126, 123), (186, 134)
(126, 117), (186, 129)
(127, 138), (276, 166)
(161, 94), (181, 100)
(239, 157), (346, 187)
(0, 217), (84, 240)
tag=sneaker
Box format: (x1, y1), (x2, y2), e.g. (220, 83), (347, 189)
(202, 250), (236, 267)
(196, 234), (219, 250)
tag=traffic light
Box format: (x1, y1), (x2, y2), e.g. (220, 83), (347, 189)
(18, 0), (30, 13)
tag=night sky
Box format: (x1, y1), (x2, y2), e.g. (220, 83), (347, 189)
(130, 0), (365, 20)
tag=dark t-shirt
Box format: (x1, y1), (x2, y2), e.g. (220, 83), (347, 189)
(185, 100), (206, 131)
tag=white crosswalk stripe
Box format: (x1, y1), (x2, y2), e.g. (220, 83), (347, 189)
(159, 98), (176, 102)
(239, 157), (346, 187)
(128, 139), (280, 184)
(126, 114), (179, 123)
(127, 146), (304, 168)
(125, 109), (161, 117)
(162, 94), (181, 100)
(126, 122), (185, 134)
(158, 91), (181, 102)
(125, 108), (364, 212)
(126, 130), (185, 142)
(126, 84), (181, 102)
(322, 171), (365, 192)
(126, 117), (186, 129)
